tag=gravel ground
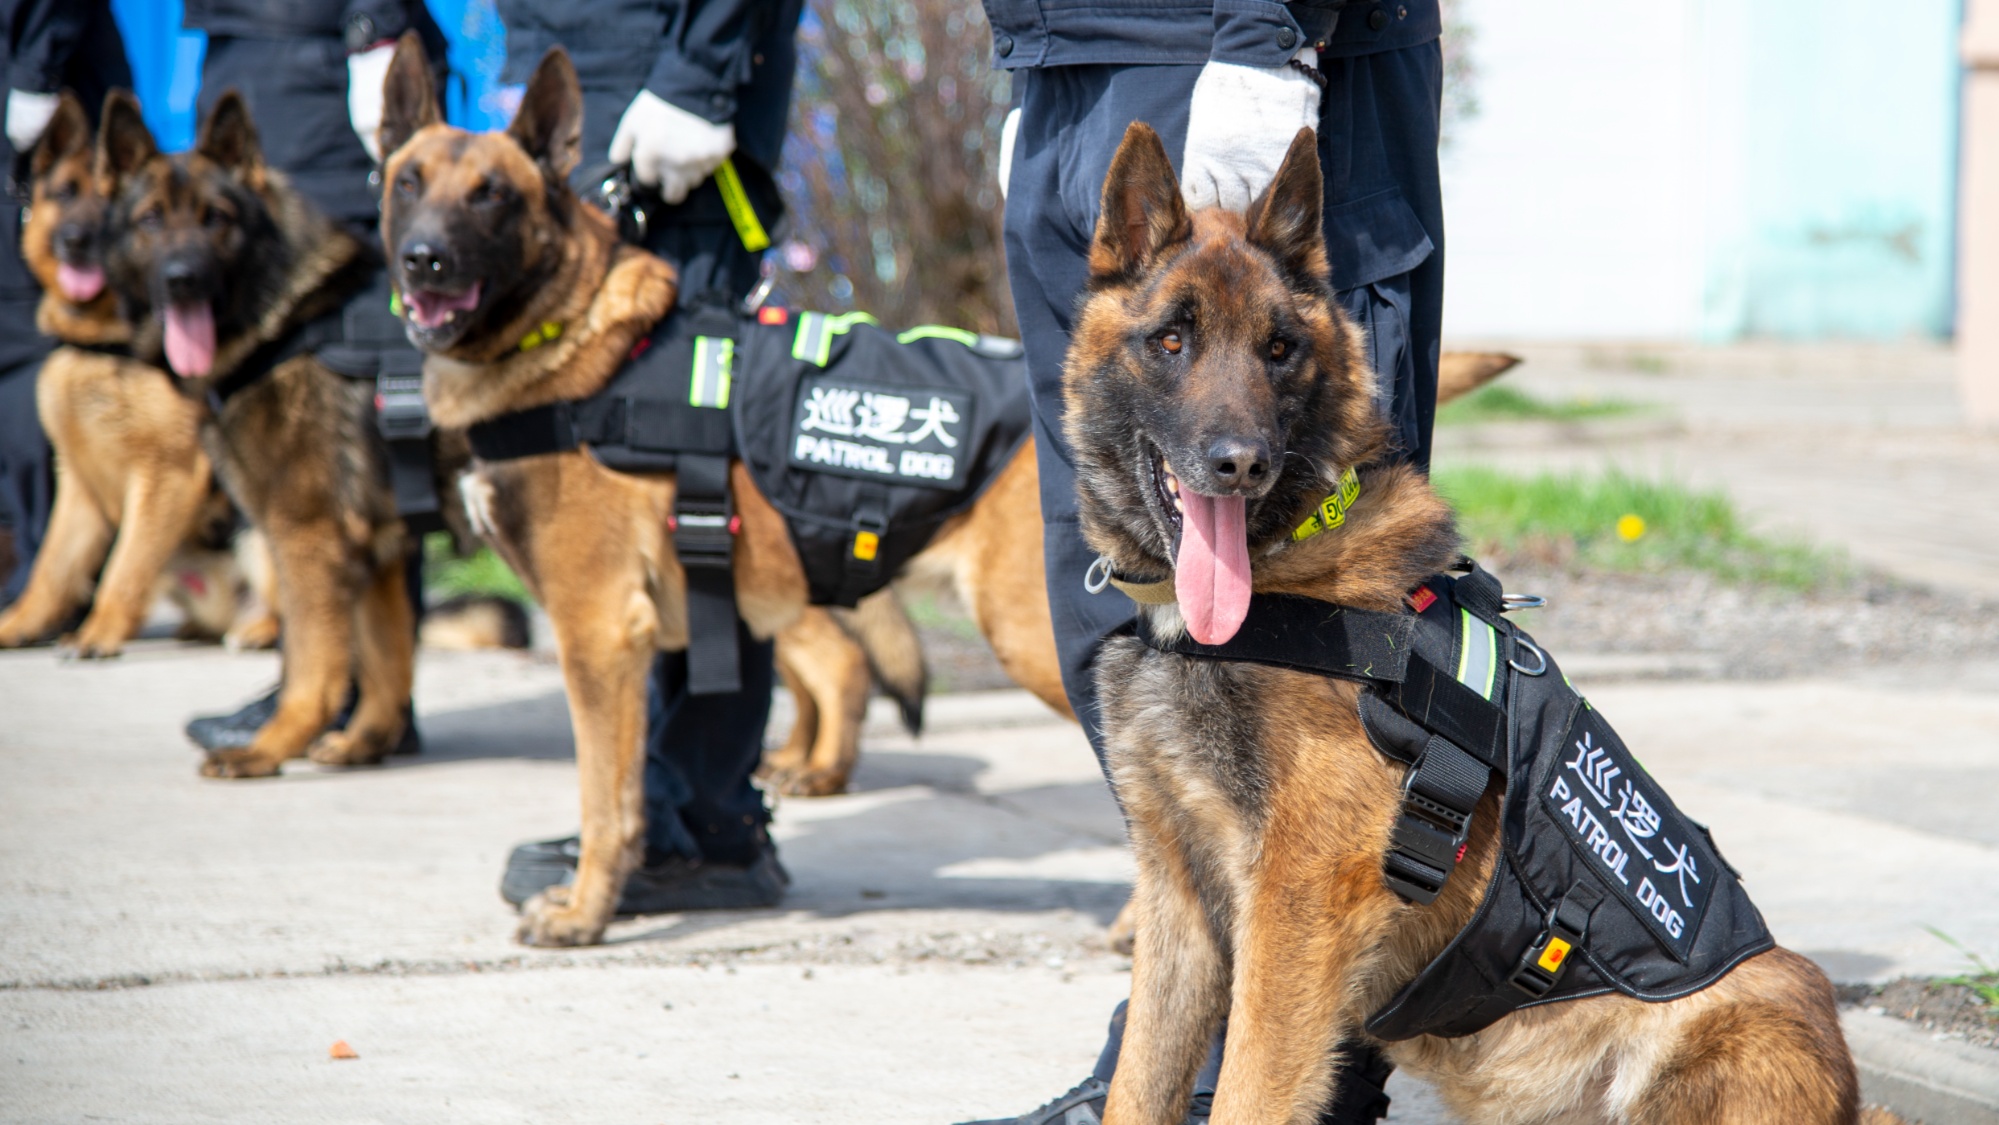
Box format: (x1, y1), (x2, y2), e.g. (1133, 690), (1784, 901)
(905, 561), (1999, 690)
(1840, 979), (1999, 1051)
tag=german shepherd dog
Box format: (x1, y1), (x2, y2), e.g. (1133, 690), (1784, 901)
(95, 90), (425, 775)
(0, 92), (260, 656)
(1065, 124), (1875, 1125)
(375, 37), (1069, 945)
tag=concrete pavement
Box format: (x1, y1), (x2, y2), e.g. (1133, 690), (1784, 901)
(5, 638), (1998, 1122)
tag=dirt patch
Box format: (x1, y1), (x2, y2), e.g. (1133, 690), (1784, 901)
(1838, 978), (1999, 1050)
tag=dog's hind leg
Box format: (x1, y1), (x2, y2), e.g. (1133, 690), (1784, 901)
(761, 642), (819, 788)
(1622, 950), (1863, 1125)
(517, 586), (654, 947)
(63, 454), (210, 658)
(202, 526), (352, 778)
(0, 467), (112, 647)
(1105, 836), (1231, 1125)
(309, 553), (413, 766)
(762, 607), (868, 796)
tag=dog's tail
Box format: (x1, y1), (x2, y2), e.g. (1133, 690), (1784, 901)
(1436, 350), (1522, 406)
(834, 588), (927, 736)
(421, 594), (532, 651)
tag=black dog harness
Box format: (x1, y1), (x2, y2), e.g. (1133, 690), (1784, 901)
(1136, 561), (1773, 1040)
(465, 301), (1032, 694)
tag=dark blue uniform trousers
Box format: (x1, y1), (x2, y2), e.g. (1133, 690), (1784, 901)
(640, 223), (777, 866)
(0, 351), (53, 606)
(1002, 45), (1444, 1122)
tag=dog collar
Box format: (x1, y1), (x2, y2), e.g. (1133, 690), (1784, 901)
(1293, 466), (1362, 542)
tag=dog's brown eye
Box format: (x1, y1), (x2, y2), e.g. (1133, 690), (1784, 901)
(1161, 333), (1183, 355)
(1269, 339), (1288, 360)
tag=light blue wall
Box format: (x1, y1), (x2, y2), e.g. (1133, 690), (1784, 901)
(1697, 0), (1964, 341)
(109, 0), (517, 149)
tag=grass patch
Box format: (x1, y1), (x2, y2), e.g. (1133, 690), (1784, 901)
(423, 533), (533, 604)
(1436, 385), (1646, 427)
(1432, 466), (1842, 591)
(1929, 928), (1999, 1015)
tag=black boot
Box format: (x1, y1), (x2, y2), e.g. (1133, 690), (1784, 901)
(186, 683), (419, 755)
(499, 834), (788, 913)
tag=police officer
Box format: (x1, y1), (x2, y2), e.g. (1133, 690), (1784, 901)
(177, 0), (448, 754)
(961, 1), (1444, 1121)
(493, 0), (804, 912)
(0, 0), (131, 606)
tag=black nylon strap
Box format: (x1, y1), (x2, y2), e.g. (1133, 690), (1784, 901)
(676, 453), (741, 696)
(469, 403), (578, 461)
(1383, 734), (1492, 904)
(206, 309), (344, 411)
(1135, 594), (1416, 684)
(1451, 562), (1506, 625)
(1381, 656), (1507, 772)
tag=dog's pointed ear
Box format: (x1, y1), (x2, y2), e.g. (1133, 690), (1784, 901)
(30, 91), (90, 179)
(507, 47), (583, 182)
(196, 90), (267, 189)
(1245, 128), (1329, 288)
(1088, 122), (1191, 285)
(95, 89), (156, 193)
(379, 31), (440, 162)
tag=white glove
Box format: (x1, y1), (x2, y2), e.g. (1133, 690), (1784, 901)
(610, 89), (736, 205)
(1180, 51), (1321, 213)
(347, 42), (396, 163)
(5, 89), (58, 154)
(998, 105), (1021, 201)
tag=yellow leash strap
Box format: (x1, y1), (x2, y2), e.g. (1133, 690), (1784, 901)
(715, 157), (771, 253)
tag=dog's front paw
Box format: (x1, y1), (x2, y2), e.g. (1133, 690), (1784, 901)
(57, 623), (127, 660)
(516, 887), (608, 947)
(306, 728), (392, 767)
(0, 613), (44, 648)
(200, 749), (286, 779)
(224, 612), (280, 651)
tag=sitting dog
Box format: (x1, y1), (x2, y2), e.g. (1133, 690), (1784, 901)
(1064, 124), (1883, 1125)
(0, 92), (262, 657)
(375, 38), (1070, 946)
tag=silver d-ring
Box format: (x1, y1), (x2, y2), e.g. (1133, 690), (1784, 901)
(1502, 593), (1547, 612)
(1509, 637), (1548, 676)
(1084, 556), (1114, 595)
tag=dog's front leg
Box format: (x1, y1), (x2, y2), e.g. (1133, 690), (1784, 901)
(1206, 857), (1397, 1125)
(65, 456), (211, 658)
(1105, 830), (1230, 1125)
(517, 584), (655, 947)
(308, 551), (413, 765)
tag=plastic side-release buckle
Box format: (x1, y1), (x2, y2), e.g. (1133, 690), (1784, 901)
(374, 367), (432, 441)
(1383, 735), (1487, 905)
(1510, 883), (1604, 998)
(673, 496), (735, 570)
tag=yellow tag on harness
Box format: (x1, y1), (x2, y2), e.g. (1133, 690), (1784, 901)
(853, 531), (880, 561)
(1292, 466), (1362, 542)
(1537, 937), (1572, 973)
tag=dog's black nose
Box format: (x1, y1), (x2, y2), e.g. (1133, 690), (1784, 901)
(161, 258), (204, 301)
(401, 242), (446, 278)
(1205, 437), (1271, 491)
(55, 222), (91, 259)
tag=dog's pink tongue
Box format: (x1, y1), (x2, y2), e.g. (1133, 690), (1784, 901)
(55, 263), (104, 302)
(163, 302), (217, 378)
(1175, 489), (1252, 645)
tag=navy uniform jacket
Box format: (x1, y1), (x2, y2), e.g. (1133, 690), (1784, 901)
(982, 0), (1439, 70)
(182, 0), (447, 228)
(495, 0), (802, 183)
(0, 0), (131, 370)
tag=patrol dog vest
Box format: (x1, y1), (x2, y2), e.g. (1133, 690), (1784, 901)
(1137, 563), (1774, 1041)
(466, 303), (1033, 608)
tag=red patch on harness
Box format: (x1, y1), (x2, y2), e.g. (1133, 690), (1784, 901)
(756, 306), (789, 326)
(628, 336), (653, 362)
(1407, 585), (1437, 613)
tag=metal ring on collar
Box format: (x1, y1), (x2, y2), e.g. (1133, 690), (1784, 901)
(1509, 637), (1549, 676)
(1084, 555), (1114, 595)
(1501, 593), (1547, 612)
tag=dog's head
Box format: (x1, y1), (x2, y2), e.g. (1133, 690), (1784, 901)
(1062, 123), (1386, 645)
(378, 32), (585, 356)
(98, 89), (283, 378)
(21, 91), (109, 306)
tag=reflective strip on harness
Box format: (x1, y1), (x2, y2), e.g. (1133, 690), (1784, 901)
(690, 336), (734, 409)
(1457, 609), (1498, 701)
(791, 311), (880, 367)
(897, 325), (980, 347)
